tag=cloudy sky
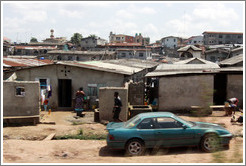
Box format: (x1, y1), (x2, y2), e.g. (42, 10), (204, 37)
(2, 1), (244, 43)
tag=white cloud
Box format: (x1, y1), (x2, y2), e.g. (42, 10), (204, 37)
(143, 23), (158, 34)
(138, 7), (157, 14)
(193, 3), (239, 21)
(59, 8), (85, 18)
(116, 9), (135, 19)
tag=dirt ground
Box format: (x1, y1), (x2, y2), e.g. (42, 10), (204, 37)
(2, 110), (244, 164)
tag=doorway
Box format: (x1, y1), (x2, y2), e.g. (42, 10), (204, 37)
(214, 74), (227, 105)
(58, 79), (72, 107)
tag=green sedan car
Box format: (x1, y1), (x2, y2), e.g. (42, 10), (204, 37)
(106, 112), (233, 156)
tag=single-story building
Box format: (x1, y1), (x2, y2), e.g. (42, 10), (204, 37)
(145, 57), (243, 111)
(4, 59), (158, 110)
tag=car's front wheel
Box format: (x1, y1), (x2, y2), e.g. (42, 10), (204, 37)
(125, 139), (145, 156)
(200, 133), (220, 152)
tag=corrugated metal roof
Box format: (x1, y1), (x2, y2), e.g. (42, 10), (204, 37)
(14, 46), (57, 50)
(47, 50), (115, 55)
(155, 63), (220, 71)
(3, 57), (53, 67)
(219, 54), (243, 66)
(177, 45), (202, 52)
(145, 61), (220, 77)
(216, 67), (243, 72)
(57, 61), (143, 75)
(103, 59), (159, 69)
(203, 31), (243, 35)
(106, 43), (142, 47)
(145, 70), (216, 77)
(175, 57), (219, 66)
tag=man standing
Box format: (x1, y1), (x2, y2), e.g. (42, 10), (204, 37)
(113, 92), (122, 122)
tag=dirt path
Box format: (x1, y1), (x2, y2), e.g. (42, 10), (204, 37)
(2, 110), (244, 163)
(3, 138), (243, 163)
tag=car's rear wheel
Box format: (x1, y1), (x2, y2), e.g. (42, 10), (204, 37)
(125, 139), (145, 156)
(200, 133), (220, 152)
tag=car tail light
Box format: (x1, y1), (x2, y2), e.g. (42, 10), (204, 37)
(109, 134), (114, 140)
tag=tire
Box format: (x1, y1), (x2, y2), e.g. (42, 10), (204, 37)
(125, 139), (145, 156)
(200, 134), (220, 153)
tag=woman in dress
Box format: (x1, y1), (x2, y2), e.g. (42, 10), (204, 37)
(75, 87), (85, 114)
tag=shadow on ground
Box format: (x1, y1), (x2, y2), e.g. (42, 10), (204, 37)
(99, 146), (206, 157)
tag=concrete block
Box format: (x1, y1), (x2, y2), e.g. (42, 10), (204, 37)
(99, 87), (128, 122)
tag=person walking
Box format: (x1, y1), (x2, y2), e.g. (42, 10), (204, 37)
(113, 92), (122, 122)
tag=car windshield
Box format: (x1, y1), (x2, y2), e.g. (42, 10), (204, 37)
(124, 115), (141, 128)
(174, 116), (195, 127)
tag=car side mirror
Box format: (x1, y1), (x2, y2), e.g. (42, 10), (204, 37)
(182, 125), (187, 129)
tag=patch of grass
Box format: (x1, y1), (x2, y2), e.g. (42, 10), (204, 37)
(212, 139), (243, 163)
(54, 129), (107, 140)
(72, 121), (85, 125)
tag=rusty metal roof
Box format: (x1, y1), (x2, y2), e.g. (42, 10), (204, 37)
(3, 57), (53, 67)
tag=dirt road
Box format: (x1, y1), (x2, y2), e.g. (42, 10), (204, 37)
(2, 111), (244, 163)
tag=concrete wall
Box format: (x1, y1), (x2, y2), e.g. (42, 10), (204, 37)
(12, 64), (125, 109)
(99, 87), (128, 122)
(128, 82), (145, 105)
(227, 74), (243, 108)
(158, 75), (214, 111)
(3, 81), (40, 116)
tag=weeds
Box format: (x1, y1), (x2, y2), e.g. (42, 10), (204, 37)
(54, 129), (107, 140)
(72, 121), (85, 125)
(212, 138), (243, 163)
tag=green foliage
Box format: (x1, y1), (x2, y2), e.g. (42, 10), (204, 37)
(89, 34), (96, 38)
(30, 37), (38, 43)
(70, 33), (83, 46)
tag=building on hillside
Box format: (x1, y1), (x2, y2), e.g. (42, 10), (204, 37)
(3, 37), (12, 56)
(80, 36), (107, 50)
(106, 42), (145, 51)
(134, 33), (150, 45)
(161, 36), (183, 49)
(12, 45), (57, 56)
(46, 50), (116, 61)
(109, 32), (134, 43)
(116, 49), (152, 60)
(204, 46), (243, 63)
(109, 32), (150, 46)
(183, 36), (203, 45)
(28, 29), (67, 50)
(146, 42), (163, 55)
(203, 31), (243, 45)
(177, 45), (202, 60)
(42, 29), (67, 44)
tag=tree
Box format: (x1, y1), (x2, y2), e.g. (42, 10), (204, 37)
(70, 33), (83, 46)
(89, 34), (96, 38)
(30, 37), (38, 43)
